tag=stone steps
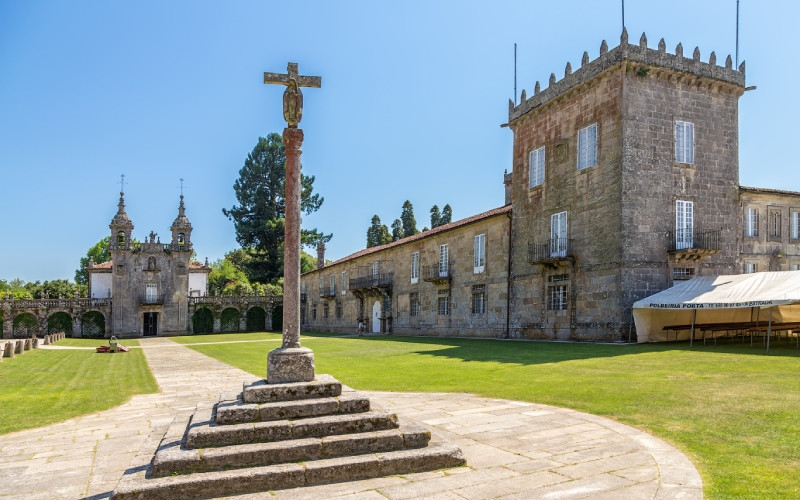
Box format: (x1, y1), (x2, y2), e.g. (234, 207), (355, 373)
(111, 374), (465, 499)
(113, 443), (465, 500)
(215, 390), (370, 424)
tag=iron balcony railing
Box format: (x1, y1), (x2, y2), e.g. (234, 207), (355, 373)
(350, 273), (394, 290)
(528, 238), (573, 263)
(667, 228), (721, 252)
(423, 264), (451, 282)
(188, 295), (273, 305)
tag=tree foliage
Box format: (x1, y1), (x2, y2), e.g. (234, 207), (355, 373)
(391, 219), (404, 241)
(440, 204), (453, 226)
(366, 215), (391, 248)
(222, 134), (331, 284)
(430, 205), (441, 229)
(75, 236), (111, 285)
(400, 200), (418, 236)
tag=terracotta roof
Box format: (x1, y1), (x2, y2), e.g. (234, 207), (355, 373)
(315, 204), (512, 271)
(89, 260), (210, 271)
(740, 186), (800, 197)
(190, 261), (211, 272)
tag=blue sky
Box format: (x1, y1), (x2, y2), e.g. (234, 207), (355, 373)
(1, 0), (796, 283)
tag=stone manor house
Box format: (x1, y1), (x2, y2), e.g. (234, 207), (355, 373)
(301, 31), (800, 341)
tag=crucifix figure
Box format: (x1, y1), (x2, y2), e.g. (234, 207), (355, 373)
(263, 62), (321, 384)
(264, 63), (321, 128)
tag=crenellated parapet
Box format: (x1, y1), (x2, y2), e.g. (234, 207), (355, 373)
(507, 28), (746, 125)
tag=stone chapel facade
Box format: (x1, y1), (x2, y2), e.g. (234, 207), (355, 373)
(88, 192), (210, 336)
(301, 31), (800, 341)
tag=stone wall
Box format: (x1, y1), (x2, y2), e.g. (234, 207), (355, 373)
(301, 207), (511, 338)
(739, 187), (800, 272)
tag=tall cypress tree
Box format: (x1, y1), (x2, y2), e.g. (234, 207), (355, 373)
(400, 200), (418, 236)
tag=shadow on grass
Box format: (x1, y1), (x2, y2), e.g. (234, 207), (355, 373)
(302, 331), (800, 364)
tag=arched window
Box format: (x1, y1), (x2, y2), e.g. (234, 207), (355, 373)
(178, 233), (185, 246)
(117, 231), (125, 246)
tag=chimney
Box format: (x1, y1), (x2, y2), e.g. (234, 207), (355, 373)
(504, 169), (513, 205)
(317, 241), (326, 269)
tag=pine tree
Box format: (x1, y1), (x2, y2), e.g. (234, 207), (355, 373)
(367, 215), (392, 248)
(440, 204), (453, 225)
(430, 205), (441, 229)
(401, 200), (419, 236)
(391, 219), (405, 241)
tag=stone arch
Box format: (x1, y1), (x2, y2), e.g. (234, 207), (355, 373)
(220, 307), (240, 333)
(81, 310), (106, 338)
(13, 312), (39, 338)
(271, 305), (283, 332)
(47, 311), (73, 336)
(192, 307), (214, 334)
(245, 306), (267, 332)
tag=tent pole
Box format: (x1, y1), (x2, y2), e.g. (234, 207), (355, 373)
(766, 307), (773, 354)
(689, 309), (696, 349)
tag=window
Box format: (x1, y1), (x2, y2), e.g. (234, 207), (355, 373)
(474, 234), (486, 274)
(577, 123), (597, 170)
(372, 261), (379, 285)
(792, 212), (800, 240)
(117, 231), (125, 246)
(336, 301), (342, 319)
(550, 212), (568, 257)
(768, 209), (782, 240)
(745, 263), (757, 274)
(548, 284), (568, 310)
(410, 252), (419, 284)
(329, 275), (336, 296)
(471, 284), (486, 314)
(319, 276), (324, 294)
(145, 284), (157, 303)
(792, 263), (800, 271)
(529, 147), (545, 187)
(673, 268), (695, 280)
(409, 292), (420, 316)
(676, 200), (694, 250)
(312, 305), (317, 320)
(675, 121), (694, 164)
(323, 302), (329, 319)
(177, 233), (185, 246)
(745, 208), (758, 237)
(341, 271), (347, 294)
(438, 290), (449, 315)
(439, 244), (449, 278)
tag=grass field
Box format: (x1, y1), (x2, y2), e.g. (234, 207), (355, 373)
(175, 331), (800, 499)
(0, 338), (158, 435)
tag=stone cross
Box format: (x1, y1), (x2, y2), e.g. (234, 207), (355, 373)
(263, 63), (321, 128)
(263, 62), (321, 384)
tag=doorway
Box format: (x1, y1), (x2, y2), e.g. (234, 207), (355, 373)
(371, 301), (381, 334)
(143, 312), (158, 336)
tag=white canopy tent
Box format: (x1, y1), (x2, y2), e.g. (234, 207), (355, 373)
(632, 271), (800, 346)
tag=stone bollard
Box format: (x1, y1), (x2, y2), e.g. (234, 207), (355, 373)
(44, 335), (50, 345)
(15, 340), (23, 354)
(33, 337), (39, 348)
(24, 338), (31, 351)
(4, 342), (13, 358)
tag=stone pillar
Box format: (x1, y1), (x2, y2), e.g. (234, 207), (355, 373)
(267, 127), (314, 384)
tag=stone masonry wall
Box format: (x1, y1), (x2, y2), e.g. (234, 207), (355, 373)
(739, 187), (800, 272)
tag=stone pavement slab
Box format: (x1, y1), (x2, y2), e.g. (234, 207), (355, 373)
(0, 338), (701, 499)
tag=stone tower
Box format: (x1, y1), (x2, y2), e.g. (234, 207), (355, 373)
(505, 30), (746, 340)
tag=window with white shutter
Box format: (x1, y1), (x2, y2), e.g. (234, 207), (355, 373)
(675, 121), (694, 164)
(473, 234), (486, 274)
(529, 147), (545, 187)
(791, 211), (799, 240)
(550, 212), (568, 257)
(577, 124), (597, 170)
(439, 244), (449, 278)
(676, 200), (694, 250)
(410, 252), (419, 284)
(745, 208), (759, 237)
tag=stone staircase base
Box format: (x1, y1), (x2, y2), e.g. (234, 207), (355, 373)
(111, 375), (465, 499)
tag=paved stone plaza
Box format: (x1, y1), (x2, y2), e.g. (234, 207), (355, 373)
(0, 339), (701, 499)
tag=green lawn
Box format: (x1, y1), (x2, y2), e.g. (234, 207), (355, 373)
(0, 338), (158, 435)
(175, 331), (800, 499)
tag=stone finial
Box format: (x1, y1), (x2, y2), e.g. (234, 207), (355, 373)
(564, 62), (572, 77)
(534, 81), (540, 94)
(725, 55), (733, 69)
(658, 38), (666, 52)
(675, 43), (683, 57)
(639, 32), (647, 49)
(738, 60), (746, 74)
(520, 89), (526, 101)
(581, 51), (589, 67)
(549, 73), (556, 86)
(693, 47), (700, 61)
(204, 257), (209, 267)
(709, 51), (717, 65)
(600, 40), (608, 55)
(508, 99), (514, 113)
(620, 27), (628, 45)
